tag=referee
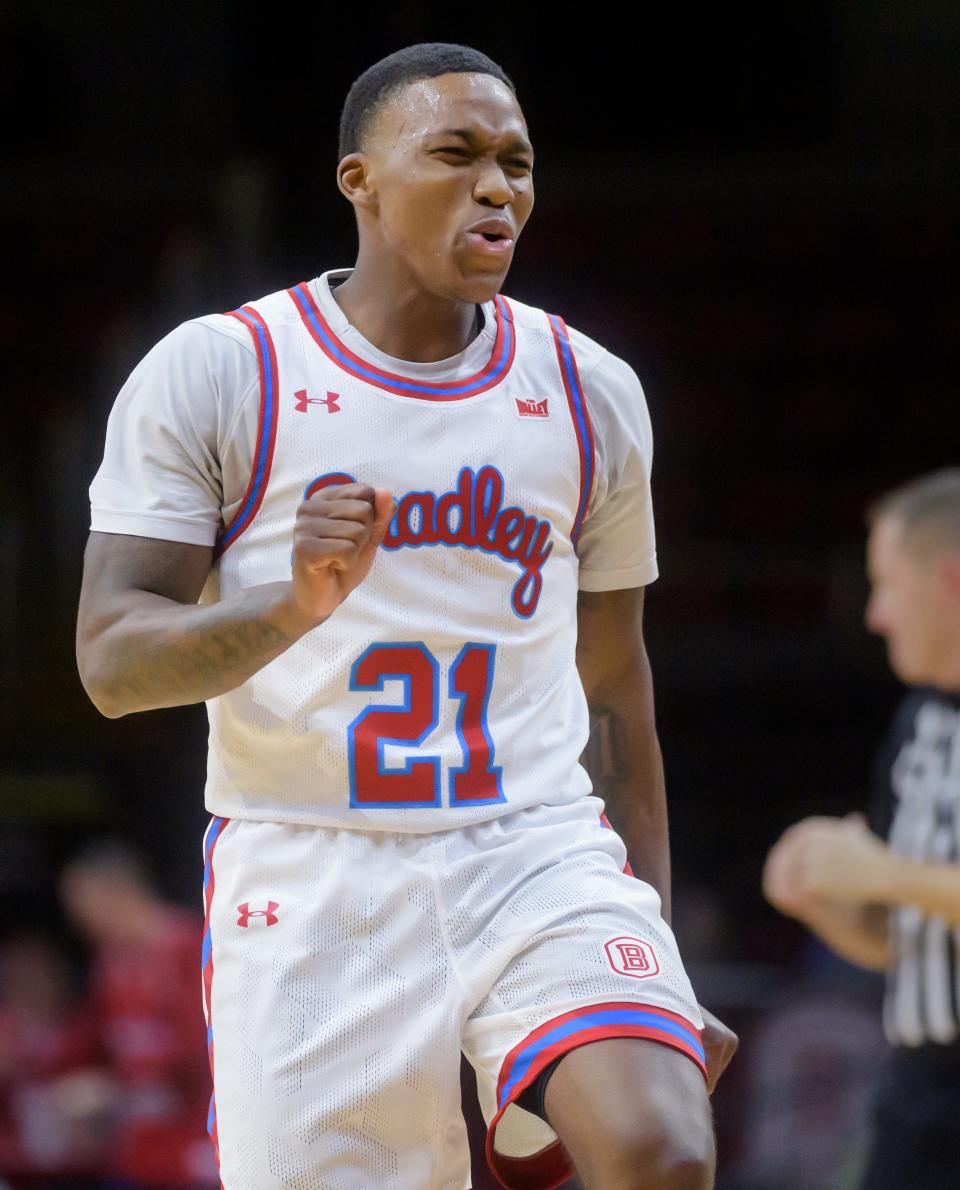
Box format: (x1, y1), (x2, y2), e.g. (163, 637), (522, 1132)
(764, 468), (960, 1190)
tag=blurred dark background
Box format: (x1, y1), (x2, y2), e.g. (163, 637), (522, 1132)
(1, 2), (958, 1186)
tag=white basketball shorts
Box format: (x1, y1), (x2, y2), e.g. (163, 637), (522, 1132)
(201, 798), (704, 1189)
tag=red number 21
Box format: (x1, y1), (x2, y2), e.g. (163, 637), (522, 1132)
(348, 642), (504, 808)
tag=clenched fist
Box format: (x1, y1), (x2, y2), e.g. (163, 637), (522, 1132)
(764, 814), (894, 912)
(289, 483), (394, 624)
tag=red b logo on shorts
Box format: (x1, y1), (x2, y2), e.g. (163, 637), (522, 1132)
(237, 901), (279, 928)
(604, 936), (660, 979)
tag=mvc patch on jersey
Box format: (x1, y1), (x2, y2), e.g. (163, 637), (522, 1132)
(514, 396), (550, 419)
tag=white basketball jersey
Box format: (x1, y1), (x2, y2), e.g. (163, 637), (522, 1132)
(202, 275), (600, 831)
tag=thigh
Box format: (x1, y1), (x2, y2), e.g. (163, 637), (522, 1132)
(204, 818), (470, 1190)
(455, 801), (705, 1189)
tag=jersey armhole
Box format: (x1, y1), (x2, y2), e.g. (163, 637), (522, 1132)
(215, 305), (280, 558)
(546, 313), (596, 550)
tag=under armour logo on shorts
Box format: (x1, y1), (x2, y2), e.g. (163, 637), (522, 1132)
(604, 936), (660, 979)
(237, 901), (280, 928)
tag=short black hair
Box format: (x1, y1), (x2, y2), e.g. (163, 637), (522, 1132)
(339, 43), (515, 159)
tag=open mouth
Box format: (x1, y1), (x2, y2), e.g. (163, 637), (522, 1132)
(466, 230), (514, 254)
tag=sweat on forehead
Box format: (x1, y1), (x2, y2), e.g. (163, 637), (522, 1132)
(338, 42), (515, 159)
(362, 74), (525, 152)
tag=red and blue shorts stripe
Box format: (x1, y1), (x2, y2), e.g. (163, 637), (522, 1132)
(486, 1002), (705, 1188)
(202, 815), (228, 1182)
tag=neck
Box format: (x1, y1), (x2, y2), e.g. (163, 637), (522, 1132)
(935, 657), (960, 694)
(333, 250), (483, 363)
(932, 614), (960, 692)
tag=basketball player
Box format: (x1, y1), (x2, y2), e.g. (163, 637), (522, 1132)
(764, 469), (960, 1189)
(78, 44), (734, 1189)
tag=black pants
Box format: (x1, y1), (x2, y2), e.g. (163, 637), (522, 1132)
(860, 1045), (960, 1190)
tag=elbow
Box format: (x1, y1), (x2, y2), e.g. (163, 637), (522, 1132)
(92, 697), (129, 721)
(81, 677), (128, 720)
(76, 653), (129, 719)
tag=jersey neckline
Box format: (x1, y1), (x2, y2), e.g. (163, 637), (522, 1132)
(287, 270), (516, 401)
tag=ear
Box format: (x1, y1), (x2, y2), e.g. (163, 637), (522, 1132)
(337, 153), (377, 213)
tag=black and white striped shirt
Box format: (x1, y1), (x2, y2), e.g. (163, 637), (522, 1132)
(870, 688), (960, 1047)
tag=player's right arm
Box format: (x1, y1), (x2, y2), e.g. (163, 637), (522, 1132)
(80, 317), (393, 718)
(77, 484), (393, 718)
(763, 818), (891, 971)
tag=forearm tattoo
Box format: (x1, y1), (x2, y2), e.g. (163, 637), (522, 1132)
(104, 598), (295, 710)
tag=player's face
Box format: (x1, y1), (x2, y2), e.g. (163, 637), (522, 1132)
(355, 72), (534, 302)
(865, 515), (958, 685)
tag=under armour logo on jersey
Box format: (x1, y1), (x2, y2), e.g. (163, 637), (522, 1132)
(604, 936), (660, 980)
(237, 901), (280, 927)
(515, 397), (550, 418)
(294, 388), (341, 414)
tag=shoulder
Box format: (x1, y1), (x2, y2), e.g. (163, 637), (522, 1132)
(561, 320), (645, 409)
(561, 322), (651, 461)
(884, 688), (927, 744)
(111, 315), (260, 450)
(893, 686), (954, 732)
(879, 687), (955, 772)
(132, 312), (257, 388)
(230, 280), (309, 330)
(151, 277), (305, 367)
(501, 294), (646, 413)
(123, 287), (305, 408)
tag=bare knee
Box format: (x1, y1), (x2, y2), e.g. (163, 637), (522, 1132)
(545, 1038), (717, 1190)
(576, 1106), (715, 1190)
(636, 1120), (714, 1190)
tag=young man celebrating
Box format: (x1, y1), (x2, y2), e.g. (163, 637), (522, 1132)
(78, 43), (731, 1190)
(764, 469), (960, 1189)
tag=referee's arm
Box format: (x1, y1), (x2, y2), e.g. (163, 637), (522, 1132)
(767, 812), (960, 924)
(874, 858), (960, 925)
(763, 815), (892, 970)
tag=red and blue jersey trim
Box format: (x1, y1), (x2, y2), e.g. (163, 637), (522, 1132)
(216, 306), (280, 557)
(547, 314), (595, 550)
(288, 281), (517, 400)
(486, 1001), (705, 1189)
(202, 815), (228, 1187)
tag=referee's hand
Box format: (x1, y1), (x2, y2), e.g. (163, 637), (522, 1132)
(764, 814), (890, 911)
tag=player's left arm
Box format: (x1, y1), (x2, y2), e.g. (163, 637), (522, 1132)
(577, 585), (739, 1091)
(576, 584), (671, 918)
